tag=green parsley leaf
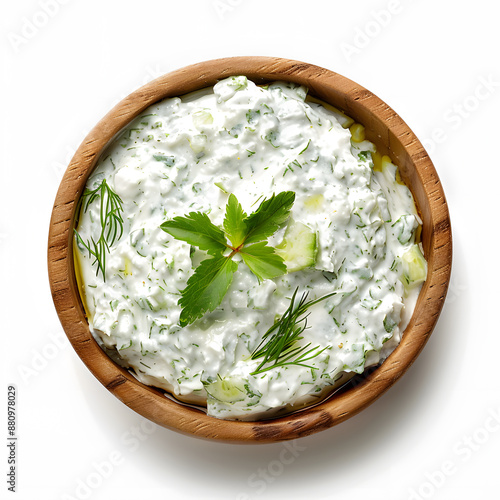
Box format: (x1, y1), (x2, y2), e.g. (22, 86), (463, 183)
(178, 255), (238, 327)
(161, 191), (296, 326)
(161, 212), (228, 256)
(223, 194), (248, 248)
(240, 242), (287, 281)
(243, 191), (295, 244)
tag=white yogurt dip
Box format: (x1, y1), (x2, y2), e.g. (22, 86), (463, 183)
(74, 76), (427, 420)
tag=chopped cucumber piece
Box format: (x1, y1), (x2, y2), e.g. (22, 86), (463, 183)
(276, 220), (317, 272)
(205, 377), (246, 403)
(383, 314), (397, 333)
(303, 194), (324, 211)
(393, 215), (418, 245)
(189, 134), (207, 154)
(123, 256), (132, 276)
(401, 244), (427, 288)
(192, 109), (213, 128)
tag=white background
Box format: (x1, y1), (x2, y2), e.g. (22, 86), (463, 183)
(1, 1), (499, 499)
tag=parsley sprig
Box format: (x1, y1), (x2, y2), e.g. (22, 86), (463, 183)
(74, 179), (124, 281)
(250, 288), (335, 375)
(161, 191), (295, 326)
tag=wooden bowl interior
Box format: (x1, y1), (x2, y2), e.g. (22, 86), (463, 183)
(48, 57), (451, 443)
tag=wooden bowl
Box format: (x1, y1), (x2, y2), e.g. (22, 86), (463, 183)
(48, 57), (452, 443)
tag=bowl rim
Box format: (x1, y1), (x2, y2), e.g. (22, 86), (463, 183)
(47, 56), (452, 443)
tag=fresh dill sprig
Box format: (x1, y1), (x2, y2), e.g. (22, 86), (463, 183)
(250, 288), (336, 375)
(74, 179), (124, 280)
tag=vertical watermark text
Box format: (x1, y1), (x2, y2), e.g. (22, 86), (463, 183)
(6, 385), (17, 493)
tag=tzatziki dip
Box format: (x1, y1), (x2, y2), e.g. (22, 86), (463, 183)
(74, 76), (427, 420)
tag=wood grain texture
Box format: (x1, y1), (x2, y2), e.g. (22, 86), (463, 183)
(47, 57), (452, 443)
